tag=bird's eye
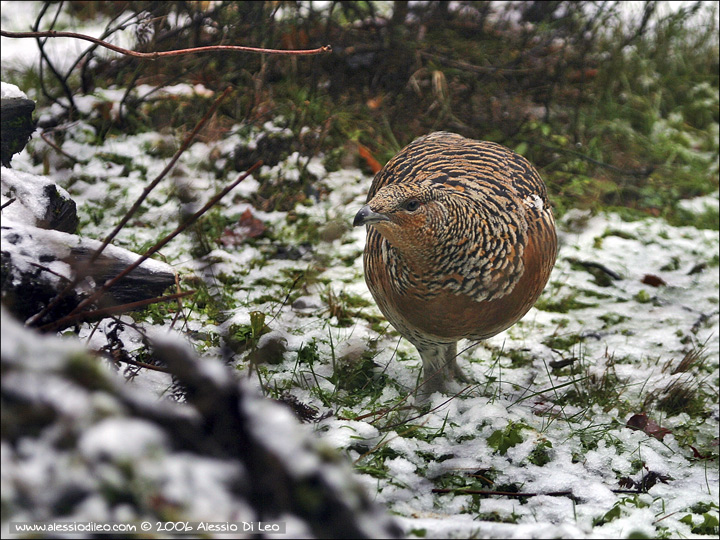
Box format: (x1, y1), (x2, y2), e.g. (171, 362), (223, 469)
(403, 199), (421, 212)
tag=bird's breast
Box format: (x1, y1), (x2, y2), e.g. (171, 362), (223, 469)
(364, 217), (556, 343)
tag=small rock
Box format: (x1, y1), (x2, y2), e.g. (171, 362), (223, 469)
(292, 296), (322, 311)
(248, 331), (288, 365)
(2, 167), (79, 233)
(318, 219), (349, 242)
(641, 274), (667, 287)
(1, 93), (36, 167)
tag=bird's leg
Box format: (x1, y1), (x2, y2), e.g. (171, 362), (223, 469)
(416, 341), (467, 394)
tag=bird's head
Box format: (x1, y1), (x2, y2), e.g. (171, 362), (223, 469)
(353, 183), (452, 263)
(353, 183), (434, 224)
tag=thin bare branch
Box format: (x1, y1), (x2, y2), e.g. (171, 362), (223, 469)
(1, 30), (332, 58)
(431, 487), (655, 497)
(431, 488), (574, 497)
(27, 86), (233, 327)
(1, 198), (16, 210)
(32, 2), (76, 111)
(63, 161), (262, 321)
(98, 349), (171, 374)
(39, 130), (83, 165)
(29, 262), (72, 282)
(39, 290), (196, 333)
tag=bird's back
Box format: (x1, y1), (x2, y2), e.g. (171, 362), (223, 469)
(368, 132), (550, 213)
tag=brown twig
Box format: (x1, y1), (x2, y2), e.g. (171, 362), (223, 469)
(1, 198), (17, 210)
(1, 30), (332, 58)
(431, 488), (573, 497)
(29, 262), (72, 282)
(39, 130), (83, 165)
(115, 356), (171, 373)
(431, 487), (658, 497)
(27, 86), (233, 327)
(39, 290), (196, 333)
(97, 348), (171, 374)
(653, 511), (680, 525)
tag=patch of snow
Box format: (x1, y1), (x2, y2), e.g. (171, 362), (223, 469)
(1, 8), (717, 535)
(524, 193), (544, 212)
(677, 190), (719, 214)
(1, 167), (60, 225)
(0, 80), (27, 99)
(78, 418), (168, 461)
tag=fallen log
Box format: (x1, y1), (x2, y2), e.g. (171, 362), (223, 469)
(1, 219), (176, 329)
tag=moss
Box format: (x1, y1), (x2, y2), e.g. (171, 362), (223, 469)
(62, 352), (113, 392)
(599, 313), (630, 328)
(528, 439), (553, 466)
(534, 295), (598, 313)
(487, 422), (527, 455)
(543, 333), (585, 350)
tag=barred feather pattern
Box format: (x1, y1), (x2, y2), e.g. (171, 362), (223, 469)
(357, 131), (557, 392)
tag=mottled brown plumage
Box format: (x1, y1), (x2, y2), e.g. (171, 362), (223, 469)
(353, 132), (557, 394)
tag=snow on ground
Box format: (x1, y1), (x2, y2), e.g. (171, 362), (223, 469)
(1, 2), (718, 538)
(3, 115), (718, 537)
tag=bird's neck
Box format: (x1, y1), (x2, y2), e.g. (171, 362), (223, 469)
(385, 233), (436, 278)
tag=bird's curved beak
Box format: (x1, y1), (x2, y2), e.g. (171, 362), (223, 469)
(353, 204), (390, 227)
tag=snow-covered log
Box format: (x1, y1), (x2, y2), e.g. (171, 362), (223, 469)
(1, 219), (176, 328)
(1, 312), (402, 538)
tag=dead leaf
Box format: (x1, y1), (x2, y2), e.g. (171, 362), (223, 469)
(642, 274), (667, 287)
(366, 96), (383, 109)
(218, 209), (265, 246)
(358, 143), (382, 174)
(626, 413), (671, 440)
(689, 445), (712, 460)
